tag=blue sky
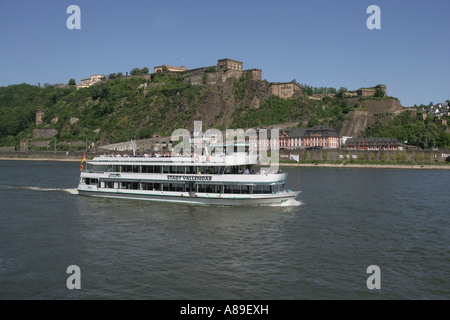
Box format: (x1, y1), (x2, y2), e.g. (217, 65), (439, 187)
(0, 0), (449, 107)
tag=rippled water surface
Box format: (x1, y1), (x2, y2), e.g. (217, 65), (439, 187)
(0, 160), (448, 299)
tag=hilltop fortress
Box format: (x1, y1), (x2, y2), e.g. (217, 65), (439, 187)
(151, 58), (304, 100)
(75, 57), (389, 101)
(149, 58), (387, 100)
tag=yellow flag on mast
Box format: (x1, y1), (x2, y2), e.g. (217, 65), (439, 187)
(80, 154), (86, 171)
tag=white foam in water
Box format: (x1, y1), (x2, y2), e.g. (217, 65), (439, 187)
(26, 186), (60, 192)
(0, 185), (79, 195)
(63, 188), (79, 195)
(27, 186), (80, 195)
(268, 198), (303, 207)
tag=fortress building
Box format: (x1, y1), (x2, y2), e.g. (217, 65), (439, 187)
(270, 81), (303, 99)
(35, 109), (45, 126)
(76, 74), (105, 90)
(217, 58), (243, 71)
(153, 65), (188, 73)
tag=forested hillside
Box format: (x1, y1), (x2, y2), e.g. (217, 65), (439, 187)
(0, 71), (449, 151)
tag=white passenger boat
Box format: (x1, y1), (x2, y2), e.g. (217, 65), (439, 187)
(77, 145), (299, 206)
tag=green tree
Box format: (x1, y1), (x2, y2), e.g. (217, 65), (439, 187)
(130, 68), (141, 76)
(68, 78), (76, 86)
(130, 67), (149, 75)
(204, 66), (217, 73)
(307, 114), (319, 127)
(336, 87), (347, 97)
(374, 86), (384, 97)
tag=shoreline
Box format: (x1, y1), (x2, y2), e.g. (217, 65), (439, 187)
(278, 163), (450, 170)
(1, 156), (449, 169)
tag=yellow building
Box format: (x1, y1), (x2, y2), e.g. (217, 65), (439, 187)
(76, 74), (105, 90)
(270, 81), (303, 99)
(217, 58), (243, 71)
(153, 65), (188, 73)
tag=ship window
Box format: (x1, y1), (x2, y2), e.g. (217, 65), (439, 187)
(122, 165), (133, 173)
(185, 166), (195, 174)
(142, 166), (153, 173)
(120, 181), (139, 190)
(232, 185), (241, 194)
(176, 166), (185, 174)
(105, 181), (114, 189)
(141, 182), (151, 190)
(226, 166), (239, 174)
(85, 178), (98, 185)
(169, 183), (184, 192)
(198, 166), (206, 174)
(224, 184), (246, 194)
(170, 166), (180, 174)
(163, 166), (170, 174)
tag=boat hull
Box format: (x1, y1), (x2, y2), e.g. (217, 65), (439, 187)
(77, 189), (300, 206)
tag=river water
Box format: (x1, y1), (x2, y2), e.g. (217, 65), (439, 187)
(0, 160), (448, 300)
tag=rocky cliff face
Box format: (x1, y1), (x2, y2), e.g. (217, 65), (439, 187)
(337, 98), (404, 137)
(186, 77), (272, 129)
(358, 98), (403, 114)
(338, 111), (373, 137)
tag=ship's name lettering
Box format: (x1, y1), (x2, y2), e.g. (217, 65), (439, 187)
(167, 175), (212, 181)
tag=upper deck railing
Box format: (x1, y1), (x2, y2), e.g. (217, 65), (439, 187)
(91, 152), (260, 166)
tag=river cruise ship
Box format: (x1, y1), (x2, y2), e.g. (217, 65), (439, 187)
(77, 146), (299, 206)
